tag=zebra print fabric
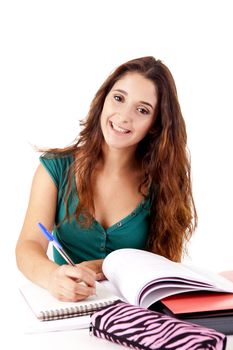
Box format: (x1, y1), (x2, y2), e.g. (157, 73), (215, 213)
(90, 301), (226, 350)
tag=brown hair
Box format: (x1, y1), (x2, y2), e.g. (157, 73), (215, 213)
(44, 56), (197, 262)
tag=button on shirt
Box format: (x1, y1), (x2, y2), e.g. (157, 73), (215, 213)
(40, 154), (151, 265)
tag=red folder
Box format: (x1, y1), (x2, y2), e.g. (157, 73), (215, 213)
(161, 292), (233, 314)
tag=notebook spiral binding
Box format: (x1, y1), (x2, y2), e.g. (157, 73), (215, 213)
(38, 300), (120, 321)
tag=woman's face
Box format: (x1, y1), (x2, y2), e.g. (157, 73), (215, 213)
(100, 72), (158, 151)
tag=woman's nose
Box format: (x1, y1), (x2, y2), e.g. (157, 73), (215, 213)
(117, 105), (132, 123)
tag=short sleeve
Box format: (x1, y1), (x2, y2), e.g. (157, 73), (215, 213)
(39, 153), (74, 188)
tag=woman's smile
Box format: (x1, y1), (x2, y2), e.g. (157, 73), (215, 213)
(109, 120), (132, 135)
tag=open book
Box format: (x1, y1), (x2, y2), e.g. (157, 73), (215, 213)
(102, 248), (233, 308)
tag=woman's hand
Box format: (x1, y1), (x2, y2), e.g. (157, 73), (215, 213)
(47, 264), (96, 302)
(78, 259), (106, 281)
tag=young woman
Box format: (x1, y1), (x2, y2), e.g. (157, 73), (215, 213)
(15, 56), (197, 302)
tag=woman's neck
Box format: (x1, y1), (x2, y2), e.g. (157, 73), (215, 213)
(100, 144), (139, 176)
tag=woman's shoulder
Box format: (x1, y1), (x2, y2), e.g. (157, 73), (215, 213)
(39, 152), (75, 187)
(40, 152), (74, 167)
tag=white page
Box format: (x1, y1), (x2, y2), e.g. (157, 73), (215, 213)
(103, 248), (233, 306)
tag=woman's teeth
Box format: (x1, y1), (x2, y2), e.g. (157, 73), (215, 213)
(111, 122), (130, 134)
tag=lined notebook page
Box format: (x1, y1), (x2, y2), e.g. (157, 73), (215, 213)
(19, 280), (121, 321)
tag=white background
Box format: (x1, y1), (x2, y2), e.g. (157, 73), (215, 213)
(0, 0), (232, 280)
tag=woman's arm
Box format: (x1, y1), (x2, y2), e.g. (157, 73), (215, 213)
(15, 164), (96, 301)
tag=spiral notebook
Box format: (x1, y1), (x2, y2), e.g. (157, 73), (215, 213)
(19, 280), (121, 322)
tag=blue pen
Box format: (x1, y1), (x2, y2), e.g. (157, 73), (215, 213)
(38, 222), (75, 266)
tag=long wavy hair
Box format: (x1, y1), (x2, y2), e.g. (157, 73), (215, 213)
(44, 56), (197, 262)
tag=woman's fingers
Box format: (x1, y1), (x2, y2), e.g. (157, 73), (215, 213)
(57, 280), (96, 301)
(96, 272), (106, 281)
(77, 259), (105, 280)
(48, 264), (97, 301)
(63, 264), (96, 288)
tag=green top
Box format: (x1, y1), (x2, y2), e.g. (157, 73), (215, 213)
(40, 154), (150, 265)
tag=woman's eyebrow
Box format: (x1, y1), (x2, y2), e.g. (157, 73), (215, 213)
(112, 89), (154, 109)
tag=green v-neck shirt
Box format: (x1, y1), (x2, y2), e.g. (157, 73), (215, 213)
(40, 154), (150, 265)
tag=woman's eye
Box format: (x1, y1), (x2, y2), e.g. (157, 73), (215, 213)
(137, 107), (149, 115)
(114, 95), (123, 102)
